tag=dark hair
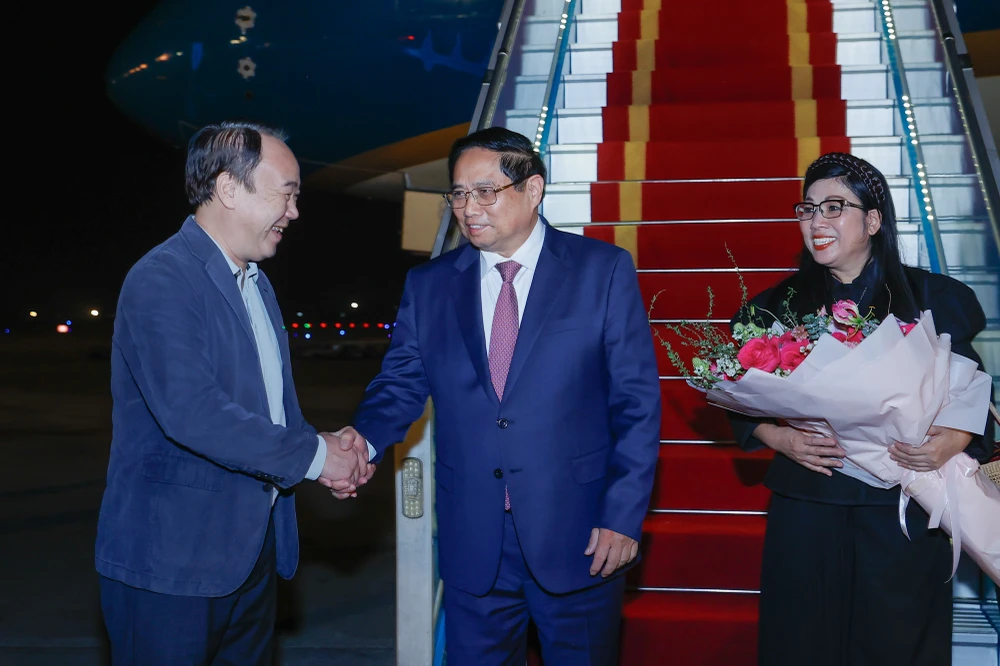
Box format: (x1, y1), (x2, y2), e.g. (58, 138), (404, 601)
(185, 121), (289, 207)
(798, 152), (918, 319)
(447, 127), (547, 192)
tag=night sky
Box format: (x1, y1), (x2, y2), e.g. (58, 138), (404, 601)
(3, 3), (424, 330)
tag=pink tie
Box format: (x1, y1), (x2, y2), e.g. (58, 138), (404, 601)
(488, 260), (521, 511)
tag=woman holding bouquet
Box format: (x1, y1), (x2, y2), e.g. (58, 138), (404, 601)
(727, 152), (995, 666)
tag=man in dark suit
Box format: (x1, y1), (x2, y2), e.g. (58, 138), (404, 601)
(338, 127), (662, 664)
(95, 121), (371, 665)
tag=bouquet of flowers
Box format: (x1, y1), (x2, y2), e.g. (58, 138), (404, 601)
(653, 267), (999, 583)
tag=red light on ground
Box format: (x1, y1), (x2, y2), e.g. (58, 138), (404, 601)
(363, 323), (370, 328)
(408, 35), (415, 40)
(291, 323), (299, 329)
(334, 323), (342, 329)
(349, 323), (355, 328)
(320, 322), (327, 328)
(56, 324), (70, 334)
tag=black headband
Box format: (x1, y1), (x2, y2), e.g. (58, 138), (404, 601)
(806, 152), (887, 206)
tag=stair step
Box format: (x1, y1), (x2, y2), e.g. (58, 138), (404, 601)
(601, 99), (848, 142)
(584, 220), (802, 268)
(524, 2), (933, 46)
(546, 134), (972, 183)
(510, 97), (959, 147)
(592, 178), (804, 222)
(612, 33), (838, 71)
(517, 32), (944, 77)
(583, 175), (985, 222)
(620, 591), (759, 664)
(541, 175), (986, 225)
(606, 65), (844, 105)
(556, 217), (996, 271)
(649, 445), (773, 512)
(616, 2), (833, 39)
(658, 378), (739, 442)
(641, 270), (790, 322)
(630, 514), (766, 590)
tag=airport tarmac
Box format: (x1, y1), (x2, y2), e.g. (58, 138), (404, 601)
(0, 333), (397, 665)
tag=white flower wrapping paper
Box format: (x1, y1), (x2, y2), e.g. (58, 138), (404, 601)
(697, 311), (999, 583)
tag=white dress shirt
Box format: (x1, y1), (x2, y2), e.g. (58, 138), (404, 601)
(479, 216), (546, 352)
(207, 235), (326, 503)
(362, 218), (547, 455)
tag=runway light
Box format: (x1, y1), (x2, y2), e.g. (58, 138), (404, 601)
(291, 323), (299, 329)
(349, 323), (355, 328)
(320, 322), (327, 328)
(296, 312), (303, 317)
(56, 324), (70, 334)
(90, 309), (100, 317)
(66, 320), (72, 326)
(304, 323), (311, 329)
(304, 333), (311, 340)
(339, 330), (346, 336)
(350, 302), (359, 309)
(29, 311), (37, 318)
(334, 323), (342, 329)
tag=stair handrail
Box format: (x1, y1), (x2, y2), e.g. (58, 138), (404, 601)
(430, 0), (528, 260)
(878, 0), (949, 275)
(533, 0), (579, 158)
(926, 0), (1000, 265)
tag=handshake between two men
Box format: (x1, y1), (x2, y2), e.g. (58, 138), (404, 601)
(317, 426), (374, 499)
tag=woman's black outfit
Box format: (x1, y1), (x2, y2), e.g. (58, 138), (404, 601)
(728, 260), (994, 666)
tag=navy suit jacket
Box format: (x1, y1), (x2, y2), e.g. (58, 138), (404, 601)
(96, 216), (319, 597)
(354, 221), (662, 596)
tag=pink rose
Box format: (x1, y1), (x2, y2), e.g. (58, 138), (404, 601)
(737, 336), (781, 373)
(779, 341), (808, 372)
(831, 300), (861, 326)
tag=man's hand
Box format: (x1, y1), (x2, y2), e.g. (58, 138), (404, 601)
(319, 427), (376, 499)
(317, 432), (362, 498)
(889, 425), (972, 472)
(584, 528), (639, 577)
(335, 426), (376, 484)
(755, 423), (845, 476)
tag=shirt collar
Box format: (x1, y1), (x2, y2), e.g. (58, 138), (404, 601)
(206, 233), (258, 283)
(479, 217), (545, 279)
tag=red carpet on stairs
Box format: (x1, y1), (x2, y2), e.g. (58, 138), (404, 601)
(576, 0), (849, 663)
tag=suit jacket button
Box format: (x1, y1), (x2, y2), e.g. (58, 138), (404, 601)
(494, 468), (503, 479)
(497, 418), (509, 428)
(262, 483), (273, 493)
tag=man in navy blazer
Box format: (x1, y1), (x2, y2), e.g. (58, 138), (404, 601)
(95, 121), (370, 665)
(339, 128), (662, 664)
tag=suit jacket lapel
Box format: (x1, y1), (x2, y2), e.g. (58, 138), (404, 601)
(503, 229), (569, 401)
(206, 258), (255, 344)
(181, 216), (256, 345)
(452, 248), (499, 406)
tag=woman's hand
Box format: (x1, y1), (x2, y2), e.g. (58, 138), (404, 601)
(753, 423), (846, 476)
(888, 426), (972, 472)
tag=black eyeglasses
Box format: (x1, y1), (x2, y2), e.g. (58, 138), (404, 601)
(794, 199), (867, 221)
(444, 176), (528, 209)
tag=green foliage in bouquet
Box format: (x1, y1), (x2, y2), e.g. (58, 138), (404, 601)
(648, 246), (795, 390)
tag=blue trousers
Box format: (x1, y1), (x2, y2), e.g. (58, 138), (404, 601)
(443, 511), (626, 666)
(100, 513), (277, 666)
